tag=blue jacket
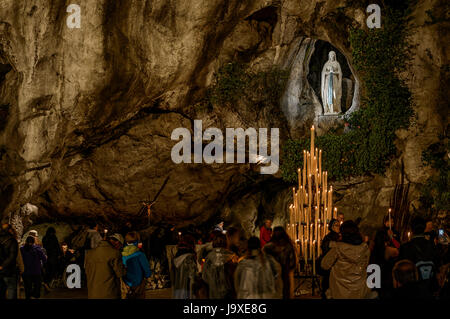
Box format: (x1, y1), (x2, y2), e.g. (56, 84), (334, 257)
(122, 243), (151, 287)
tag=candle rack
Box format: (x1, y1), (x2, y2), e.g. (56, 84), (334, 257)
(287, 125), (338, 279)
(294, 259), (322, 297)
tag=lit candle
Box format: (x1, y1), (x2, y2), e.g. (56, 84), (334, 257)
(388, 208), (392, 231)
(318, 150), (322, 183)
(407, 231), (411, 240)
(311, 125), (315, 157)
(298, 168), (301, 189)
(303, 151), (307, 186)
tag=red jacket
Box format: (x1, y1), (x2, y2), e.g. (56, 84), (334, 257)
(260, 226), (272, 248)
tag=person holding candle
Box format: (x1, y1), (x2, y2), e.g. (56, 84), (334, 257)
(321, 220), (375, 299)
(263, 227), (297, 299)
(337, 212), (344, 224)
(371, 214), (401, 298)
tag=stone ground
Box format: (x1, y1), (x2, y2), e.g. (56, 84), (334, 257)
(35, 277), (320, 299)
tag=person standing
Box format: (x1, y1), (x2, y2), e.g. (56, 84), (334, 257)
(122, 232), (151, 299)
(226, 227), (243, 257)
(42, 227), (61, 286)
(259, 219), (273, 248)
(388, 259), (433, 299)
(171, 234), (199, 299)
(399, 216), (440, 293)
(85, 222), (103, 250)
(202, 233), (237, 299)
(0, 223), (19, 299)
(337, 213), (345, 224)
(371, 214), (400, 298)
(59, 243), (76, 275)
(85, 235), (126, 299)
(321, 220), (375, 299)
(21, 236), (47, 299)
(263, 227), (296, 299)
(318, 219), (340, 299)
(234, 237), (282, 299)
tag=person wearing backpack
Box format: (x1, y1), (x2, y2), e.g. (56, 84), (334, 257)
(399, 216), (440, 294)
(0, 223), (19, 299)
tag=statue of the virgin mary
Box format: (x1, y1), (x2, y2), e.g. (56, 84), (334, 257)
(321, 51), (342, 114)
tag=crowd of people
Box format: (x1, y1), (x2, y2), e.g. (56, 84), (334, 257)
(0, 214), (449, 300)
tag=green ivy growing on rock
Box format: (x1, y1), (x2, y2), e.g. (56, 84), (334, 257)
(196, 62), (289, 115)
(280, 4), (415, 182)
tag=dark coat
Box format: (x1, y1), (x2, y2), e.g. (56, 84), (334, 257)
(20, 245), (47, 276)
(388, 281), (434, 299)
(263, 241), (296, 299)
(42, 233), (61, 262)
(0, 230), (18, 277)
(321, 231), (340, 257)
(399, 235), (439, 265)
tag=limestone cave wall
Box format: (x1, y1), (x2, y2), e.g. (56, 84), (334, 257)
(0, 0), (448, 238)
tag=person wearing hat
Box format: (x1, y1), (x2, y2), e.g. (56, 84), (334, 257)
(109, 233), (124, 251)
(85, 232), (126, 299)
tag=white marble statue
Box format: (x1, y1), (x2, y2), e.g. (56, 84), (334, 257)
(321, 51), (342, 114)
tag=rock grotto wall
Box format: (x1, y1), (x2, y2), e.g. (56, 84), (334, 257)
(0, 0), (448, 238)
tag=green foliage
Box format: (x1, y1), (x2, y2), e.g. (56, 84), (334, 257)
(205, 62), (289, 113)
(281, 4), (414, 183)
(420, 140), (450, 213)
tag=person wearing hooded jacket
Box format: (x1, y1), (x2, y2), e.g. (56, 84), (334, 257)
(171, 234), (199, 299)
(234, 237), (282, 299)
(122, 231), (151, 299)
(321, 220), (376, 299)
(202, 232), (237, 299)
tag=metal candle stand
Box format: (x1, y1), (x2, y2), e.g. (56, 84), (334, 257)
(294, 259), (322, 297)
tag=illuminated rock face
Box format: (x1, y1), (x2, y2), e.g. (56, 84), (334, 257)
(0, 1), (447, 235)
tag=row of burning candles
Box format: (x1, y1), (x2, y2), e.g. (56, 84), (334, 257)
(286, 125), (338, 275)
